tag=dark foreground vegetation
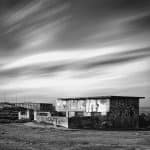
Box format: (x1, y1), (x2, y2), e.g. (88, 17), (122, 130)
(0, 123), (150, 150)
(139, 113), (150, 128)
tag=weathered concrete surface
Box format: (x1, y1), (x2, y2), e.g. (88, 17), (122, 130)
(108, 98), (139, 129)
(56, 96), (140, 129)
(18, 110), (30, 120)
(36, 114), (68, 128)
(56, 99), (110, 113)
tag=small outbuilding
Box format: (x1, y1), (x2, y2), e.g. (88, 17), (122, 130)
(15, 103), (54, 121)
(56, 96), (144, 129)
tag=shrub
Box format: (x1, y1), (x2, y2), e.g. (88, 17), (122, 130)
(139, 113), (150, 128)
(0, 119), (12, 123)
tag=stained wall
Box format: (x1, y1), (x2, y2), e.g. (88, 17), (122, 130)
(108, 97), (139, 128)
(56, 97), (140, 129)
(56, 99), (110, 114)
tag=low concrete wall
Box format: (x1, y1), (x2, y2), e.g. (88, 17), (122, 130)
(36, 113), (68, 128)
(48, 117), (68, 128)
(35, 112), (51, 122)
(38, 116), (68, 128)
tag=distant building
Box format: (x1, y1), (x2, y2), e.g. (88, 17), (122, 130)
(14, 103), (54, 121)
(55, 96), (144, 129)
(14, 103), (54, 111)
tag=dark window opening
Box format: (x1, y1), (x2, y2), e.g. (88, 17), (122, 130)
(75, 112), (84, 117)
(21, 111), (26, 115)
(91, 112), (101, 117)
(37, 112), (49, 116)
(56, 112), (66, 117)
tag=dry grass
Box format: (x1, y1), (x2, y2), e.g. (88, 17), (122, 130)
(0, 123), (150, 150)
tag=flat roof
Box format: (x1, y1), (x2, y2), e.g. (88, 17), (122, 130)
(58, 96), (145, 100)
(13, 103), (52, 105)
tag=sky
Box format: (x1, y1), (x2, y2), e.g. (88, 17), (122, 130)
(0, 0), (150, 106)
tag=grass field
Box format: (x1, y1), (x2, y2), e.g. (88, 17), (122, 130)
(0, 123), (150, 150)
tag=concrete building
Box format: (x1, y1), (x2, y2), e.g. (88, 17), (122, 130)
(14, 103), (54, 111)
(15, 103), (54, 121)
(55, 96), (144, 129)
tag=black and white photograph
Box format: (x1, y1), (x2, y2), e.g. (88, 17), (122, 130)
(0, 0), (150, 150)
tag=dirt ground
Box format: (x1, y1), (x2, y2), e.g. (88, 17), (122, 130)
(0, 123), (150, 150)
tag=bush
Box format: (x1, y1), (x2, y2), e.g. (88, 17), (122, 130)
(139, 113), (150, 128)
(0, 119), (12, 123)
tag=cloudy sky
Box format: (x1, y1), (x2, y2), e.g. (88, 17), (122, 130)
(0, 0), (150, 106)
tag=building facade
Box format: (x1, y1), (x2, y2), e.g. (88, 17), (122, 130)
(15, 103), (54, 121)
(56, 96), (144, 129)
(14, 103), (54, 111)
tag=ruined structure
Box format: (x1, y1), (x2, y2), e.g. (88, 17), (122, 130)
(14, 103), (54, 111)
(56, 96), (144, 129)
(15, 103), (54, 121)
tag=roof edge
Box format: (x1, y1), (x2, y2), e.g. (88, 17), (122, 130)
(58, 95), (145, 100)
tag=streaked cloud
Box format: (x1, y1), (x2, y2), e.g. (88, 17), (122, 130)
(0, 0), (150, 106)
